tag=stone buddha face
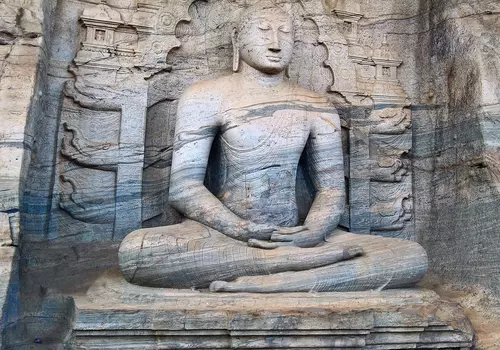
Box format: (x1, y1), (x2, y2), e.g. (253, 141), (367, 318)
(233, 3), (294, 74)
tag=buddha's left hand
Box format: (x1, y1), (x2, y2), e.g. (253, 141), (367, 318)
(247, 226), (325, 249)
(270, 227), (325, 248)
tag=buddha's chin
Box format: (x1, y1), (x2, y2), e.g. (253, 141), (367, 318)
(257, 63), (287, 75)
(241, 55), (289, 75)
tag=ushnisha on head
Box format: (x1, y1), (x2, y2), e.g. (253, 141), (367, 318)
(232, 1), (295, 74)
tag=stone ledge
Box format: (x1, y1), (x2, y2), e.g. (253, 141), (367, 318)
(69, 271), (474, 349)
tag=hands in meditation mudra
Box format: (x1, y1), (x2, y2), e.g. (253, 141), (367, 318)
(119, 1), (427, 293)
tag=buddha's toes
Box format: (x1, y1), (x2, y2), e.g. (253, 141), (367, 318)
(267, 244), (364, 272)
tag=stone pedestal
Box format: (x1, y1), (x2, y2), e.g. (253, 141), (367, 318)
(67, 271), (474, 349)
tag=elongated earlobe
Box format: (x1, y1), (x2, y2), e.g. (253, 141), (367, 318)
(233, 49), (240, 72)
(232, 28), (240, 72)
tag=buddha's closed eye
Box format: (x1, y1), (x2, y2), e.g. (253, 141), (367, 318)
(279, 25), (291, 33)
(258, 22), (271, 30)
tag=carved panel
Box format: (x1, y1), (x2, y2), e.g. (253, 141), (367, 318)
(370, 182), (413, 234)
(52, 0), (197, 240)
(59, 99), (120, 227)
(59, 168), (117, 225)
(315, 0), (415, 239)
(369, 132), (413, 239)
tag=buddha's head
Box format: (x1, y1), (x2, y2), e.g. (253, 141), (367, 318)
(232, 1), (294, 74)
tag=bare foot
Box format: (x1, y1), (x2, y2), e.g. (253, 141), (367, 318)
(209, 245), (365, 293)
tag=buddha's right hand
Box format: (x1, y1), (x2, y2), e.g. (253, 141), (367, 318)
(245, 226), (308, 249)
(238, 222), (278, 241)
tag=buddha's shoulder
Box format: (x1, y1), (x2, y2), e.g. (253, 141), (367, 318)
(287, 85), (340, 126)
(181, 76), (233, 100)
(287, 84), (331, 106)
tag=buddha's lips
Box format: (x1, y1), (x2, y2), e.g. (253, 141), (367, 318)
(266, 55), (282, 61)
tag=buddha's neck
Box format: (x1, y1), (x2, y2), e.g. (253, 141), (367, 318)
(239, 62), (285, 88)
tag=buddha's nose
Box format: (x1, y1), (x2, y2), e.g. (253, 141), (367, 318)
(269, 45), (281, 53)
(269, 32), (281, 52)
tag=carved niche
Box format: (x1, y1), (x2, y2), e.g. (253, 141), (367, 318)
(297, 0), (415, 239)
(55, 0), (416, 241)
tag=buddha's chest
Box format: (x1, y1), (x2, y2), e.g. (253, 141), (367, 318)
(220, 105), (310, 152)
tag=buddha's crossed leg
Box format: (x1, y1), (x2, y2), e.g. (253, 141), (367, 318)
(210, 232), (428, 293)
(119, 220), (363, 289)
(119, 220), (427, 292)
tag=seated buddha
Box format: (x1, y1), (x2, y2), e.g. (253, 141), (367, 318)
(118, 1), (427, 293)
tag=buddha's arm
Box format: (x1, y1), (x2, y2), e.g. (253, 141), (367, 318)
(304, 111), (346, 240)
(168, 86), (275, 242)
(271, 110), (345, 248)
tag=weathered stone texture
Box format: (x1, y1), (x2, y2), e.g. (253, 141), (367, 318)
(116, 1), (428, 293)
(16, 0), (424, 297)
(0, 248), (18, 347)
(0, 0), (56, 344)
(354, 4), (500, 345)
(0, 0), (498, 348)
(65, 272), (474, 349)
(411, 0), (500, 297)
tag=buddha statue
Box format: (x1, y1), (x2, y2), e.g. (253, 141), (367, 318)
(118, 1), (427, 293)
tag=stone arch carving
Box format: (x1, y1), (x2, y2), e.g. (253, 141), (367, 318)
(55, 0), (416, 241)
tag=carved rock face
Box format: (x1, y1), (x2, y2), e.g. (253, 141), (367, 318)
(237, 7), (294, 74)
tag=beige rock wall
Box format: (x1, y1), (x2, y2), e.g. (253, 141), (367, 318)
(0, 0), (498, 347)
(412, 0), (500, 296)
(0, 0), (56, 344)
(0, 0), (44, 244)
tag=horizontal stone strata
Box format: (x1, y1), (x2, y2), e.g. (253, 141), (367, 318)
(69, 273), (473, 349)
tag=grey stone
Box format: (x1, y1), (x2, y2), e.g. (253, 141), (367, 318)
(412, 0), (500, 300)
(67, 271), (474, 349)
(1, 0), (499, 348)
(118, 1), (427, 292)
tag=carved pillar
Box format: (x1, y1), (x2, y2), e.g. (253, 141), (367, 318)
(54, 0), (196, 240)
(310, 1), (415, 239)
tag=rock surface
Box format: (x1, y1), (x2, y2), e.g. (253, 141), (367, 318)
(66, 271), (474, 349)
(0, 0), (56, 344)
(20, 0), (422, 295)
(412, 0), (500, 299)
(0, 0), (498, 348)
(117, 2), (428, 293)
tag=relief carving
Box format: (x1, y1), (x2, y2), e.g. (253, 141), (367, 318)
(370, 36), (408, 105)
(75, 0), (193, 73)
(367, 131), (413, 236)
(118, 1), (427, 292)
(63, 67), (145, 110)
(61, 122), (119, 171)
(369, 107), (411, 134)
(367, 108), (412, 182)
(59, 172), (116, 225)
(303, 0), (414, 237)
(320, 0), (415, 237)
(58, 0), (416, 240)
(371, 156), (410, 182)
(57, 0), (196, 238)
(370, 190), (413, 233)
